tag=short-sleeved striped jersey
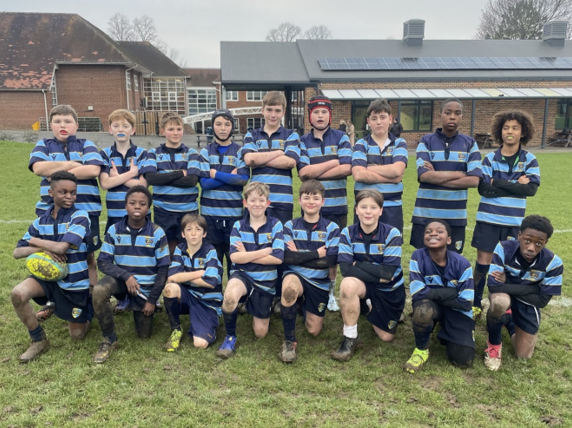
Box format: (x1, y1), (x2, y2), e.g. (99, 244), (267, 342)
(476, 148), (540, 227)
(17, 206), (90, 291)
(488, 240), (563, 297)
(229, 214), (284, 294)
(168, 241), (223, 315)
(338, 221), (404, 290)
(283, 216), (340, 290)
(352, 135), (409, 207)
(145, 143), (201, 213)
(199, 141), (250, 219)
(100, 142), (152, 220)
(299, 128), (353, 216)
(412, 129), (482, 227)
(409, 248), (474, 319)
(98, 217), (170, 297)
(242, 126), (302, 212)
(29, 137), (104, 216)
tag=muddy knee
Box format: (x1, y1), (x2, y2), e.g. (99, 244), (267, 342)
(282, 286), (298, 306)
(413, 301), (435, 326)
(69, 324), (88, 340)
(489, 295), (510, 319)
(163, 283), (177, 298)
(11, 288), (27, 308)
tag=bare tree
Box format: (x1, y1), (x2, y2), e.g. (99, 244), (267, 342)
(168, 47), (188, 68)
(133, 15), (158, 42)
(107, 13), (134, 41)
(475, 0), (572, 39)
(266, 22), (302, 42)
(304, 25), (332, 40)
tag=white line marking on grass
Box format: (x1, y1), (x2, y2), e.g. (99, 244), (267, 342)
(548, 298), (572, 307)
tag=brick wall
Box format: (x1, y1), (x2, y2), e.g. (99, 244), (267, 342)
(225, 90), (264, 134)
(0, 91), (47, 130)
(311, 81), (568, 147)
(56, 64), (128, 131)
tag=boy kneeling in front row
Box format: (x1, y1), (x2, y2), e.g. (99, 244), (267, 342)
(12, 171), (92, 362)
(216, 182), (284, 359)
(92, 186), (170, 363)
(484, 215), (563, 371)
(405, 220), (475, 374)
(163, 213), (224, 351)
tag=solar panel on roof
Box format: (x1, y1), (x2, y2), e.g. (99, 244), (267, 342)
(317, 57), (572, 71)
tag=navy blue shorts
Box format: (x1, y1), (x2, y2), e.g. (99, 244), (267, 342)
(154, 207), (197, 243)
(32, 277), (90, 323)
(205, 217), (241, 246)
(266, 207), (292, 225)
(99, 277), (150, 311)
(510, 296), (541, 335)
(283, 273), (328, 317)
(87, 215), (102, 253)
(322, 213), (347, 230)
(179, 287), (220, 344)
(363, 284), (405, 334)
(231, 272), (274, 319)
(413, 299), (476, 349)
(471, 222), (520, 253)
(410, 223), (466, 254)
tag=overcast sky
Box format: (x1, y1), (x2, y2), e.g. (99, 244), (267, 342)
(3, 0), (489, 67)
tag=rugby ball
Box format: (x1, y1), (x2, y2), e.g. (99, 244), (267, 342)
(26, 252), (68, 282)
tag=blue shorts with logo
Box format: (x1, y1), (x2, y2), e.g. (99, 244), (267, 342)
(231, 271), (274, 319)
(362, 284), (405, 334)
(33, 277), (90, 323)
(471, 222), (520, 253)
(179, 287), (220, 344)
(283, 273), (329, 318)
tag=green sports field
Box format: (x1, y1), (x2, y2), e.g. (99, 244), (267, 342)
(0, 141), (571, 428)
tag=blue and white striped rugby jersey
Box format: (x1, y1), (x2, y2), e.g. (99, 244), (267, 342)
(169, 241), (223, 315)
(17, 206), (91, 291)
(352, 134), (408, 207)
(409, 248), (474, 319)
(476, 148), (540, 227)
(413, 129), (482, 227)
(145, 143), (201, 213)
(299, 128), (353, 216)
(29, 137), (104, 216)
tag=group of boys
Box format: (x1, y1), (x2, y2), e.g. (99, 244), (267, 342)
(11, 91), (562, 373)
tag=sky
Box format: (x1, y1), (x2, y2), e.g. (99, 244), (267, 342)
(2, 0), (490, 67)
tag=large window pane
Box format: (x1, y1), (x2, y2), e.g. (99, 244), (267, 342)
(400, 100), (433, 131)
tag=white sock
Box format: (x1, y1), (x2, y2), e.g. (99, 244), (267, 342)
(343, 324), (358, 339)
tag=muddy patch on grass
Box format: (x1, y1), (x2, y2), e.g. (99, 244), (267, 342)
(541, 415), (562, 426)
(419, 375), (442, 391)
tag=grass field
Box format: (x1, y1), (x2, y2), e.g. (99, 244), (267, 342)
(0, 141), (571, 428)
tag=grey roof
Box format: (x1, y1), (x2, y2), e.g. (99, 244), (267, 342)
(220, 39), (572, 88)
(221, 42), (309, 88)
(184, 68), (220, 87)
(117, 41), (188, 77)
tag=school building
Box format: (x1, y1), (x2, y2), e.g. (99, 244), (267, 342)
(220, 20), (572, 147)
(0, 12), (188, 132)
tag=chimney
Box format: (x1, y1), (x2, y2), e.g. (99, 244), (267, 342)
(403, 19), (425, 47)
(543, 21), (567, 47)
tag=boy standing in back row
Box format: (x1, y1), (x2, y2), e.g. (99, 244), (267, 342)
(29, 105), (104, 320)
(411, 98), (482, 254)
(298, 95), (352, 312)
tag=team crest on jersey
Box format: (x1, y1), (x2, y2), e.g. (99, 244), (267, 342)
(386, 147), (394, 156)
(458, 153), (466, 161)
(331, 146), (338, 154)
(387, 320), (397, 330)
(279, 140), (285, 150)
(518, 162), (525, 170)
(198, 258), (205, 268)
(72, 308), (83, 319)
(318, 303), (326, 313)
(145, 237), (154, 246)
(318, 232), (326, 240)
(181, 153), (188, 161)
(450, 280), (458, 287)
(263, 233), (272, 243)
(228, 157), (236, 165)
(377, 244), (385, 254)
(529, 270), (541, 280)
(455, 240), (463, 250)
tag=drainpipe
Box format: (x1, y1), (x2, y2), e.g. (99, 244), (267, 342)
(41, 89), (48, 131)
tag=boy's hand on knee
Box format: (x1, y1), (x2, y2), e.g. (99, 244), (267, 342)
(126, 276), (140, 295)
(142, 302), (155, 316)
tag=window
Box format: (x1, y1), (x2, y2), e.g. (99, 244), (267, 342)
(247, 118), (265, 129)
(152, 92), (161, 102)
(126, 71), (131, 90)
(50, 74), (58, 107)
(556, 99), (572, 129)
(144, 78), (187, 115)
(168, 92), (177, 102)
(234, 119), (240, 133)
(400, 100), (433, 132)
(226, 91), (239, 101)
(291, 92), (298, 102)
(134, 75), (139, 92)
(247, 91), (267, 101)
(187, 88), (217, 115)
